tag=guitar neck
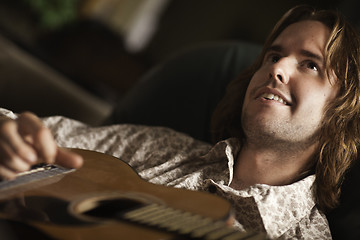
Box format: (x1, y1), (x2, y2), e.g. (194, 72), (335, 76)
(0, 164), (74, 200)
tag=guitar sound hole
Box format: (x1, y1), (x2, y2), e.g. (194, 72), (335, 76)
(83, 198), (146, 219)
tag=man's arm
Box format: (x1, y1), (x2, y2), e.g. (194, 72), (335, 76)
(0, 112), (83, 180)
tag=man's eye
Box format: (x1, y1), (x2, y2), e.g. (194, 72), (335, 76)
(271, 55), (280, 63)
(306, 61), (318, 71)
(263, 53), (281, 65)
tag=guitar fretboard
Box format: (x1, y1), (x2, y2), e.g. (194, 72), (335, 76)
(0, 164), (75, 199)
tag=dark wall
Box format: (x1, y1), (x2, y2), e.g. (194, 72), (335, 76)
(0, 0), (356, 99)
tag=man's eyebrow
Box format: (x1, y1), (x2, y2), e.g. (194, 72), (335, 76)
(266, 44), (324, 63)
(266, 45), (283, 53)
(300, 49), (324, 63)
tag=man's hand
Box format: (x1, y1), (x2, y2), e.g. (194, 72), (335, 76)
(0, 112), (83, 180)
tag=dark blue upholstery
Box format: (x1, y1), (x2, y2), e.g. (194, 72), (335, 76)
(112, 41), (261, 142)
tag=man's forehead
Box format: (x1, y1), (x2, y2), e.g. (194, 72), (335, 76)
(268, 21), (331, 60)
(274, 21), (329, 49)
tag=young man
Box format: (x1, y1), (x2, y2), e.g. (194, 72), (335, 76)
(0, 5), (359, 239)
(211, 5), (360, 212)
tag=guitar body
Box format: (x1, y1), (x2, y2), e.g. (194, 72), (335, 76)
(0, 149), (234, 240)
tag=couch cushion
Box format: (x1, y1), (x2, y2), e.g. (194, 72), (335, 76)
(112, 41), (261, 142)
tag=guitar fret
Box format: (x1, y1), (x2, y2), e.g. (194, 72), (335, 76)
(158, 211), (202, 233)
(135, 208), (169, 224)
(176, 216), (212, 234)
(163, 212), (198, 231)
(123, 203), (251, 240)
(123, 203), (161, 219)
(221, 231), (263, 240)
(180, 220), (214, 236)
(140, 207), (177, 224)
(16, 163), (55, 177)
(190, 221), (225, 239)
(205, 227), (239, 240)
(143, 208), (181, 225)
(124, 204), (167, 223)
(157, 211), (193, 229)
(0, 165), (74, 190)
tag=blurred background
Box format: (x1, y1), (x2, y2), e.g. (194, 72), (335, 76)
(0, 0), (358, 125)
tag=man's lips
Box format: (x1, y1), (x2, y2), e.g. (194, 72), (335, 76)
(256, 89), (292, 106)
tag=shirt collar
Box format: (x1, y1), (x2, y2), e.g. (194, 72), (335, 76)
(204, 138), (317, 238)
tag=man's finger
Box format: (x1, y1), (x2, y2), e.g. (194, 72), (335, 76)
(0, 141), (31, 173)
(55, 148), (83, 169)
(0, 165), (17, 180)
(17, 112), (57, 164)
(16, 112), (43, 137)
(0, 120), (37, 164)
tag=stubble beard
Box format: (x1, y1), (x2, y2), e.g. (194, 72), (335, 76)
(241, 110), (320, 155)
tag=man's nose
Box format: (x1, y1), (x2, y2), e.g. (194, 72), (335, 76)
(269, 58), (291, 84)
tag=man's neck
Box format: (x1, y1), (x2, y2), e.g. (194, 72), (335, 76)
(230, 142), (316, 190)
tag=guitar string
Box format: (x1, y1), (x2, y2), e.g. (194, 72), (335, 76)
(0, 165), (74, 190)
(122, 203), (263, 240)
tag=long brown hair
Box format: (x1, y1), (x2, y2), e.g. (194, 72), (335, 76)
(211, 5), (360, 210)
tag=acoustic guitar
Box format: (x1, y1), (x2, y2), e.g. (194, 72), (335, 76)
(0, 149), (265, 240)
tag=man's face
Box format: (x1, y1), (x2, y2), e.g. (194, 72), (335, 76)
(242, 20), (338, 151)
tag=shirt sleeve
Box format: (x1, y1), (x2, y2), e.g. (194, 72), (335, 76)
(0, 107), (18, 119)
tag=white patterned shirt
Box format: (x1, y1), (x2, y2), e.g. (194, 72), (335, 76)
(0, 109), (332, 239)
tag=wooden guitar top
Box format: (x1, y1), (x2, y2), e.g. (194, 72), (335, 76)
(0, 149), (264, 240)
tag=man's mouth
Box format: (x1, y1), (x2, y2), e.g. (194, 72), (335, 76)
(260, 93), (288, 105)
